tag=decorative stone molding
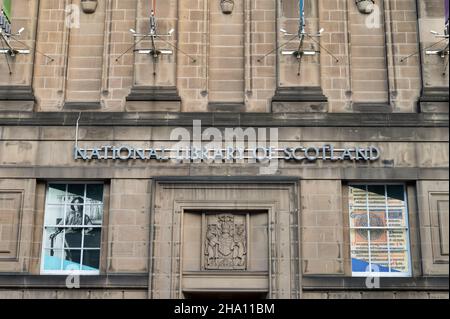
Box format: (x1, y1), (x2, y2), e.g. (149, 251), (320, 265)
(271, 87), (328, 113)
(352, 102), (393, 113)
(0, 86), (35, 112)
(355, 0), (375, 14)
(125, 86), (181, 112)
(81, 0), (98, 14)
(220, 0), (235, 15)
(419, 87), (449, 114)
(204, 214), (247, 270)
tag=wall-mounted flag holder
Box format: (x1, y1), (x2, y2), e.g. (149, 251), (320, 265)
(258, 0), (339, 77)
(1, 2), (54, 75)
(1, 2), (30, 56)
(401, 0), (449, 76)
(116, 0), (196, 76)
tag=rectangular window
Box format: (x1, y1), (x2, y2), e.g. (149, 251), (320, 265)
(349, 184), (411, 277)
(41, 183), (104, 275)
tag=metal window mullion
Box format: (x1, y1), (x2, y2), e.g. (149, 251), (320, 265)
(385, 185), (392, 273)
(60, 228), (66, 271)
(45, 225), (102, 228)
(365, 185), (372, 272)
(350, 226), (407, 230)
(79, 184), (88, 271)
(403, 185), (412, 276)
(60, 184), (69, 271)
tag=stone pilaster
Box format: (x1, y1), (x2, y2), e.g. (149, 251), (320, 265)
(0, 0), (38, 112)
(273, 0), (328, 112)
(417, 0), (449, 113)
(125, 0), (180, 112)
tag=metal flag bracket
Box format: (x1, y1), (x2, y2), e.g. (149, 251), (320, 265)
(1, 8), (54, 75)
(258, 0), (339, 77)
(401, 1), (449, 76)
(115, 0), (196, 76)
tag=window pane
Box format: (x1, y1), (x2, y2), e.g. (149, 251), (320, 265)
(370, 229), (389, 272)
(367, 185), (386, 227)
(65, 204), (84, 226)
(43, 227), (64, 250)
(351, 249), (370, 272)
(67, 184), (85, 203)
(86, 184), (103, 204)
(84, 205), (103, 226)
(388, 207), (406, 227)
(349, 209), (366, 228)
(369, 229), (388, 250)
(370, 250), (390, 272)
(63, 249), (82, 271)
(82, 250), (100, 271)
(44, 205), (65, 226)
(387, 185), (406, 227)
(42, 183), (104, 274)
(387, 185), (404, 202)
(389, 229), (408, 250)
(47, 184), (66, 204)
(351, 229), (370, 272)
(64, 230), (83, 249)
(349, 186), (367, 208)
(349, 184), (411, 276)
(349, 185), (367, 228)
(43, 249), (64, 271)
(367, 185), (385, 202)
(369, 210), (386, 228)
(84, 228), (102, 248)
(390, 250), (409, 273)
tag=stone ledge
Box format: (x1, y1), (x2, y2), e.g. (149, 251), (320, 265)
(208, 102), (246, 112)
(125, 86), (181, 112)
(302, 276), (449, 291)
(126, 86), (181, 102)
(419, 87), (449, 103)
(0, 86), (35, 112)
(352, 102), (393, 113)
(0, 168), (448, 181)
(272, 87), (328, 102)
(0, 86), (35, 101)
(272, 87), (328, 113)
(63, 102), (102, 111)
(0, 274), (148, 289)
(419, 87), (449, 114)
(0, 112), (447, 127)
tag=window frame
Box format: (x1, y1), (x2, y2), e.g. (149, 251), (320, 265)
(40, 181), (105, 276)
(348, 182), (413, 278)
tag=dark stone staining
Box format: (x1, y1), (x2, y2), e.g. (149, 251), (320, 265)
(126, 86), (181, 101)
(352, 103), (393, 113)
(0, 86), (35, 101)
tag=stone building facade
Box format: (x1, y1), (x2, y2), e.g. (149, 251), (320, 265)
(0, 0), (448, 299)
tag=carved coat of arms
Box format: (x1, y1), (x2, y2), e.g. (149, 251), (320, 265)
(204, 214), (247, 270)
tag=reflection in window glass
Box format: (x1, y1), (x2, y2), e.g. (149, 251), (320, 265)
(349, 184), (411, 277)
(42, 183), (103, 274)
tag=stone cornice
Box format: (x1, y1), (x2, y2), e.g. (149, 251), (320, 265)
(0, 112), (448, 127)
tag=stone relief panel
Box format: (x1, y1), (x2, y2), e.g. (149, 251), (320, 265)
(0, 191), (23, 260)
(429, 193), (449, 263)
(417, 181), (449, 276)
(203, 213), (248, 270)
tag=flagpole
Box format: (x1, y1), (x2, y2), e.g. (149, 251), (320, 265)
(445, 0), (449, 35)
(299, 0), (305, 36)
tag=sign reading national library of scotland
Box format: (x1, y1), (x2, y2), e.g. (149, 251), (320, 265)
(74, 145), (381, 162)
